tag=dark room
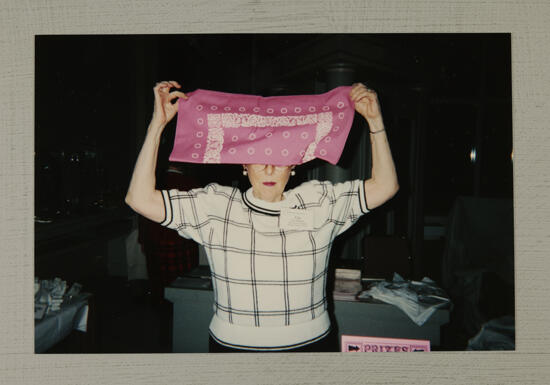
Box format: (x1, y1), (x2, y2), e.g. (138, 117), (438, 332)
(34, 34), (514, 354)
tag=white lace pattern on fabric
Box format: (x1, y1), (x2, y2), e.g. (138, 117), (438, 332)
(203, 111), (334, 163)
(302, 112), (333, 163)
(203, 114), (225, 163)
(218, 112), (324, 128)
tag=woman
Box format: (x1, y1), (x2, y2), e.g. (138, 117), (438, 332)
(125, 80), (399, 352)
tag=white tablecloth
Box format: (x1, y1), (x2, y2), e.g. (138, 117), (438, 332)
(35, 293), (90, 353)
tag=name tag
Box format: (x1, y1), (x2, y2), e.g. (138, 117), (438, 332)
(279, 208), (315, 230)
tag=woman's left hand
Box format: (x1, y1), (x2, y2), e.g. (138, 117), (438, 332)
(350, 83), (382, 121)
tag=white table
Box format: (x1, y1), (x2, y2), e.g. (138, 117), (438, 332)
(165, 278), (450, 353)
(35, 293), (90, 353)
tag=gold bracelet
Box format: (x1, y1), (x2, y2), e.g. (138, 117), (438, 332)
(369, 129), (385, 134)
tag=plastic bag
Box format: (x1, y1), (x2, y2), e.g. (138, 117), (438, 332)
(358, 273), (451, 326)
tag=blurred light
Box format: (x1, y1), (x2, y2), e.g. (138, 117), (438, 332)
(470, 147), (477, 163)
(511, 149), (514, 161)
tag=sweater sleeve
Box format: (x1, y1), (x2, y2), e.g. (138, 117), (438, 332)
(324, 179), (369, 237)
(159, 183), (228, 245)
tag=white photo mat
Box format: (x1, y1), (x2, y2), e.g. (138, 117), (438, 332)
(2, 0), (549, 384)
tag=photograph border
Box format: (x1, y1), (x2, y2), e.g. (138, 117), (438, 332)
(2, 1), (549, 384)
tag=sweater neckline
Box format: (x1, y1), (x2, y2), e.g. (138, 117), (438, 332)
(243, 187), (294, 216)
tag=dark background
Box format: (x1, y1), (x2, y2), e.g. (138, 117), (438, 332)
(35, 34), (513, 217)
(35, 34), (513, 352)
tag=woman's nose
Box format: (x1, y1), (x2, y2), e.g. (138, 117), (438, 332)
(265, 165), (275, 175)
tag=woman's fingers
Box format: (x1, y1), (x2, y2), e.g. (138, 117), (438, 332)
(165, 90), (188, 101)
(168, 91), (188, 101)
(351, 90), (370, 103)
(352, 91), (377, 105)
(154, 81), (179, 94)
(350, 84), (367, 100)
(154, 81), (168, 90)
(154, 81), (187, 104)
(150, 81), (185, 126)
(352, 84), (376, 97)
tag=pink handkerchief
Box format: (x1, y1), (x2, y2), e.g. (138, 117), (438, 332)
(169, 86), (355, 166)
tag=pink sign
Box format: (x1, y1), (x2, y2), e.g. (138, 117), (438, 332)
(169, 86), (355, 166)
(341, 335), (431, 352)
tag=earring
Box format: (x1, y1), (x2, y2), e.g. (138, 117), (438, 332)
(291, 170), (296, 176)
(243, 169), (248, 176)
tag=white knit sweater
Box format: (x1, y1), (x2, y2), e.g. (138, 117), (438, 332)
(161, 179), (369, 350)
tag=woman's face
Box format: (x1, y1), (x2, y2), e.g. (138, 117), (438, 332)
(244, 164), (294, 202)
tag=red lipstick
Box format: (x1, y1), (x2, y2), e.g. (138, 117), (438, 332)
(263, 182), (276, 186)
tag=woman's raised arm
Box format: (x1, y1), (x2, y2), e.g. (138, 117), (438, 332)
(349, 83), (399, 210)
(125, 81), (188, 223)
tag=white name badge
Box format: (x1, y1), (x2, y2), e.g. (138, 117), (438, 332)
(279, 208), (315, 230)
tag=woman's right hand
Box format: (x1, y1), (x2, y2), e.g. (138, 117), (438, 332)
(150, 80), (188, 128)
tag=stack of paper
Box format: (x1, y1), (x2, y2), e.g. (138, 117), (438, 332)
(333, 268), (362, 301)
